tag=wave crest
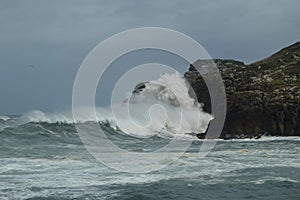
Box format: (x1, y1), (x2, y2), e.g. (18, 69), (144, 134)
(3, 73), (212, 138)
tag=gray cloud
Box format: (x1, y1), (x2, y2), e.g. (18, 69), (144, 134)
(0, 0), (299, 114)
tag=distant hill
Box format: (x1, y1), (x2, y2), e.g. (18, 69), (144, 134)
(185, 42), (300, 138)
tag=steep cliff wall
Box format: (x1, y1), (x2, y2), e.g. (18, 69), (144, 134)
(184, 42), (300, 138)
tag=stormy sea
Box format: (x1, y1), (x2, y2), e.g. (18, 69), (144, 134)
(1, 73), (299, 199)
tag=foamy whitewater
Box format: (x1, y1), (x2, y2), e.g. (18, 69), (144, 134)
(17, 73), (213, 138)
(0, 73), (299, 199)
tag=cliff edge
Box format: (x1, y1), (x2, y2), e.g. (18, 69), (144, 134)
(184, 42), (300, 138)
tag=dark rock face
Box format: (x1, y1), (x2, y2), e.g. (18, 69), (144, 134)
(184, 42), (300, 138)
(133, 82), (148, 94)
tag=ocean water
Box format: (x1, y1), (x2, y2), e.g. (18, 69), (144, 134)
(1, 73), (299, 199)
(0, 118), (299, 200)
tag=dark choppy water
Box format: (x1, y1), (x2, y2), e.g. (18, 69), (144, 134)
(0, 118), (299, 199)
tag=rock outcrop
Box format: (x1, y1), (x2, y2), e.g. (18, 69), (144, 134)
(184, 42), (300, 138)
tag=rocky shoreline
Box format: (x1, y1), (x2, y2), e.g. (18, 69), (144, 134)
(184, 42), (300, 139)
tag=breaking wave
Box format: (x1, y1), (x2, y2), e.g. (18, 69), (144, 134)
(1, 73), (212, 139)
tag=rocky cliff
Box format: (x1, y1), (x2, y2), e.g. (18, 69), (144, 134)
(184, 42), (300, 138)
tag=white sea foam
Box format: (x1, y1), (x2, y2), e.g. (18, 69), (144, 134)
(112, 72), (212, 137)
(0, 116), (10, 121)
(18, 73), (213, 137)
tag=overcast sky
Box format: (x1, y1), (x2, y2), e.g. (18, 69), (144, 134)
(0, 0), (299, 115)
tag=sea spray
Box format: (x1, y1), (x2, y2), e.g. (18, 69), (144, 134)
(16, 73), (212, 137)
(116, 72), (213, 137)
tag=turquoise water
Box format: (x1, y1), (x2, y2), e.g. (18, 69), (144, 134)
(0, 119), (299, 199)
